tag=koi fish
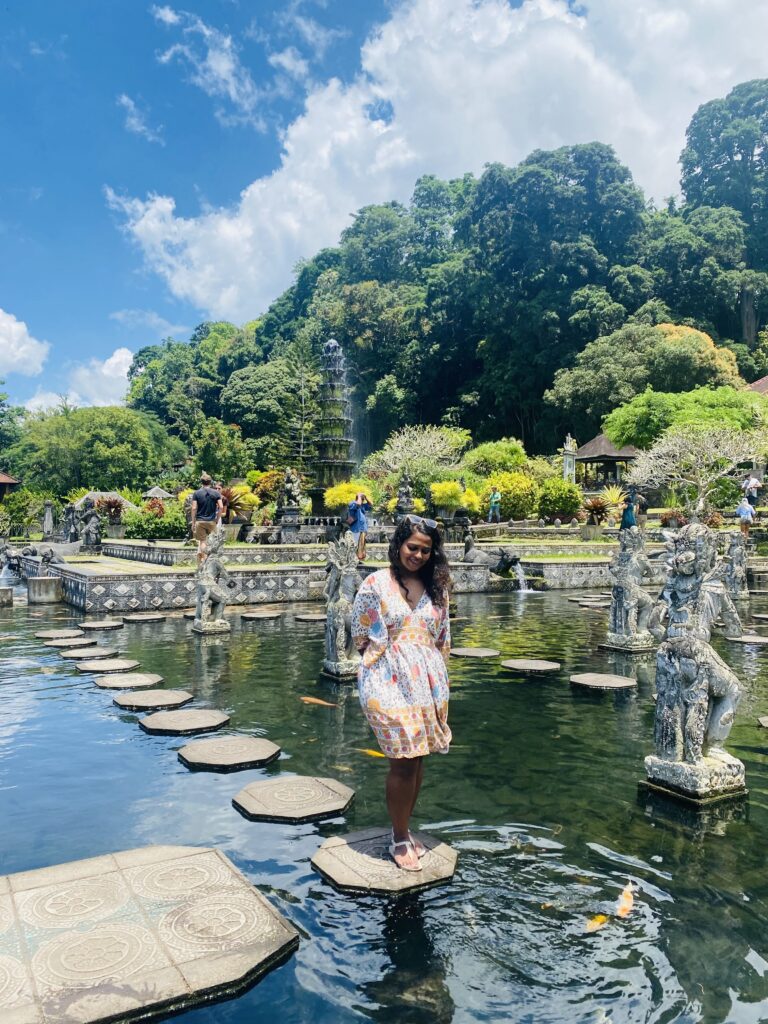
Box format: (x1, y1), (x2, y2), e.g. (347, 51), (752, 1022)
(585, 914), (609, 933)
(299, 696), (337, 707)
(615, 882), (634, 918)
(353, 747), (386, 758)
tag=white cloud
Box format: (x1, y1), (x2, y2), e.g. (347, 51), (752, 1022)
(110, 308), (189, 337)
(68, 347), (134, 406)
(0, 309), (49, 376)
(285, 13), (347, 59)
(117, 94), (164, 145)
(112, 0), (768, 322)
(153, 6), (264, 129)
(24, 389), (79, 413)
(268, 46), (310, 81)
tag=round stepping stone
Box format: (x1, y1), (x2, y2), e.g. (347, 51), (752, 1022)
(44, 636), (99, 649)
(59, 646), (120, 660)
(570, 672), (636, 689)
(501, 659), (561, 674)
(312, 827), (457, 895)
(93, 672), (164, 690)
(295, 613), (326, 622)
(79, 619), (124, 631)
(114, 689), (193, 711)
(241, 611), (282, 620)
(450, 647), (500, 658)
(233, 775), (354, 823)
(122, 612), (167, 623)
(139, 708), (230, 736)
(179, 735), (281, 772)
(76, 658), (139, 673)
(726, 634), (768, 645)
(35, 628), (84, 640)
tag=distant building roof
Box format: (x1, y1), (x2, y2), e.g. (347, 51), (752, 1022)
(0, 472), (20, 485)
(73, 491), (138, 509)
(575, 433), (639, 462)
(749, 375), (768, 395)
(142, 486), (174, 500)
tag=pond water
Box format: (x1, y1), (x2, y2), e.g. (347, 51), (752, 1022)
(2, 587), (768, 1024)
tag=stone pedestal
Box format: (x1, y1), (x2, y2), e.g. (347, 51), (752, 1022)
(322, 656), (359, 679)
(600, 630), (657, 653)
(276, 505), (301, 543)
(644, 751), (746, 803)
(191, 617), (231, 635)
(0, 586), (12, 606)
(27, 576), (62, 604)
(80, 544), (102, 555)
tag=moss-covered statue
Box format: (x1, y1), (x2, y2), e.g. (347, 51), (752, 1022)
(323, 531), (361, 677)
(192, 527), (233, 634)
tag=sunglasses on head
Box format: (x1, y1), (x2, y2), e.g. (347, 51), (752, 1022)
(405, 513), (438, 530)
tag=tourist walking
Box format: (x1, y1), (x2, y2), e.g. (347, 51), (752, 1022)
(487, 487), (502, 524)
(636, 493), (649, 530)
(619, 494), (636, 531)
(736, 496), (756, 540)
(190, 473), (224, 564)
(742, 472), (761, 517)
(346, 491), (372, 560)
(352, 515), (452, 872)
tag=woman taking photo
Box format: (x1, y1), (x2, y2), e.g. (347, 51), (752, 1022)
(352, 515), (452, 871)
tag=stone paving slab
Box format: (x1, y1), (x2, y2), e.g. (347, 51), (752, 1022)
(726, 634), (768, 645)
(311, 827), (457, 895)
(0, 844), (298, 1024)
(501, 659), (561, 674)
(240, 612), (282, 621)
(233, 776), (354, 823)
(79, 620), (124, 632)
(59, 647), (120, 660)
(93, 672), (164, 690)
(179, 736), (281, 772)
(114, 690), (194, 712)
(76, 659), (139, 673)
(35, 629), (85, 640)
(294, 614), (326, 622)
(122, 613), (167, 623)
(44, 636), (99, 649)
(139, 709), (230, 736)
(570, 672), (636, 689)
(751, 613), (768, 622)
(450, 647), (500, 659)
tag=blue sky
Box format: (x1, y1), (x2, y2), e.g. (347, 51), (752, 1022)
(2, 0), (767, 410)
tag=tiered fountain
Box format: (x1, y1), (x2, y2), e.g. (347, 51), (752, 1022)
(308, 338), (356, 515)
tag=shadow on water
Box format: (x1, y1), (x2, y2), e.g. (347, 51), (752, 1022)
(2, 586), (768, 1022)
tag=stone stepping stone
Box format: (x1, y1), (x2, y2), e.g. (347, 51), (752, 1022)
(79, 619), (124, 631)
(233, 776), (354, 823)
(294, 613), (326, 622)
(76, 658), (140, 673)
(183, 611), (197, 619)
(0, 844), (298, 1024)
(123, 612), (167, 623)
(570, 672), (636, 690)
(450, 647), (500, 659)
(726, 634), (768, 645)
(751, 613), (768, 621)
(179, 736), (281, 772)
(114, 689), (193, 711)
(44, 635), (99, 649)
(60, 646), (120, 660)
(757, 716), (768, 728)
(312, 827), (457, 895)
(139, 708), (230, 736)
(241, 611), (283, 620)
(501, 659), (561, 674)
(94, 672), (164, 690)
(35, 628), (85, 640)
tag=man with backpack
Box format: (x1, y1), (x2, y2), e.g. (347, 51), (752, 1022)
(190, 473), (224, 564)
(347, 492), (372, 561)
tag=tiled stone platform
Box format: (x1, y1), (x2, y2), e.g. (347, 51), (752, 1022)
(233, 776), (354, 823)
(0, 844), (298, 1023)
(179, 737), (281, 772)
(311, 827), (457, 894)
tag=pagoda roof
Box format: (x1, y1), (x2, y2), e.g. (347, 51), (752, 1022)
(0, 472), (20, 484)
(575, 433), (639, 461)
(748, 374), (768, 395)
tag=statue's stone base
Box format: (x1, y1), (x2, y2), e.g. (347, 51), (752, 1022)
(644, 751), (746, 802)
(0, 586), (12, 606)
(599, 631), (657, 653)
(322, 658), (359, 679)
(80, 544), (102, 555)
(192, 618), (231, 634)
(27, 576), (62, 603)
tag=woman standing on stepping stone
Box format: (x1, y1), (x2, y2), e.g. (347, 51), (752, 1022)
(352, 515), (452, 872)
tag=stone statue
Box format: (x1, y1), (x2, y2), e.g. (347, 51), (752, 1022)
(645, 523), (746, 801)
(80, 507), (102, 549)
(183, 492), (195, 542)
(39, 546), (65, 575)
(462, 534), (520, 576)
(394, 472), (414, 522)
(61, 504), (78, 543)
(42, 500), (55, 539)
(564, 433), (577, 452)
(323, 531), (361, 677)
(724, 533), (749, 602)
(282, 467), (303, 508)
(604, 526), (656, 651)
(192, 527), (233, 634)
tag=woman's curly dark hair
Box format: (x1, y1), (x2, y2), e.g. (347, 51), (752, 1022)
(388, 518), (451, 608)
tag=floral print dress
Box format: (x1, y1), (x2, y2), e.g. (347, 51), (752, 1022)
(352, 569), (452, 759)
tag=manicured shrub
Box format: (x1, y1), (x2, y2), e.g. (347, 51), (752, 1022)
(462, 438), (527, 476)
(538, 479), (583, 521)
(429, 480), (466, 512)
(480, 472), (540, 520)
(123, 502), (187, 539)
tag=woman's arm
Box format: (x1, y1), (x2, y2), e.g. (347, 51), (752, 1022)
(351, 576), (380, 652)
(435, 599), (451, 667)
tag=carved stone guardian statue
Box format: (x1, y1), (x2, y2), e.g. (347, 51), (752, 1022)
(394, 472), (414, 522)
(323, 531), (361, 677)
(724, 533), (749, 602)
(42, 500), (55, 540)
(192, 527), (233, 634)
(645, 523), (746, 801)
(603, 526), (656, 651)
(80, 505), (102, 551)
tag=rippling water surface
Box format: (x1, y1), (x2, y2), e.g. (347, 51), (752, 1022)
(2, 585), (768, 1024)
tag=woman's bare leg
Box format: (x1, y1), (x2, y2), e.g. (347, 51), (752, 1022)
(386, 758), (421, 869)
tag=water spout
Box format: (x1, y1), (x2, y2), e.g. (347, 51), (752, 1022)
(513, 561), (529, 592)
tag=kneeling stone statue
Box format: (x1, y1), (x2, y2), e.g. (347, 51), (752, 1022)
(192, 527), (234, 634)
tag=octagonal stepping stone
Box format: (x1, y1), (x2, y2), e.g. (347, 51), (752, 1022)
(0, 844), (298, 1024)
(183, 611), (197, 619)
(757, 716), (768, 728)
(570, 672), (636, 690)
(44, 635), (98, 649)
(79, 619), (124, 631)
(450, 647), (500, 659)
(179, 735), (281, 772)
(139, 708), (230, 736)
(233, 775), (354, 823)
(501, 659), (561, 674)
(311, 827), (457, 895)
(295, 613), (326, 622)
(94, 672), (164, 690)
(76, 658), (140, 673)
(751, 613), (768, 621)
(727, 634), (768, 645)
(123, 612), (167, 623)
(60, 646), (120, 660)
(241, 611), (282, 621)
(114, 689), (193, 711)
(35, 628), (85, 640)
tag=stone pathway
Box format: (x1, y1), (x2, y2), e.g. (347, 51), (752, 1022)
(76, 658), (139, 674)
(570, 672), (636, 689)
(60, 647), (120, 660)
(179, 736), (281, 772)
(114, 690), (193, 712)
(311, 827), (457, 894)
(294, 614), (326, 622)
(35, 629), (84, 640)
(241, 612), (282, 621)
(122, 613), (167, 623)
(93, 672), (164, 690)
(0, 845), (298, 1024)
(44, 636), (98, 649)
(233, 777), (354, 823)
(139, 709), (230, 736)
